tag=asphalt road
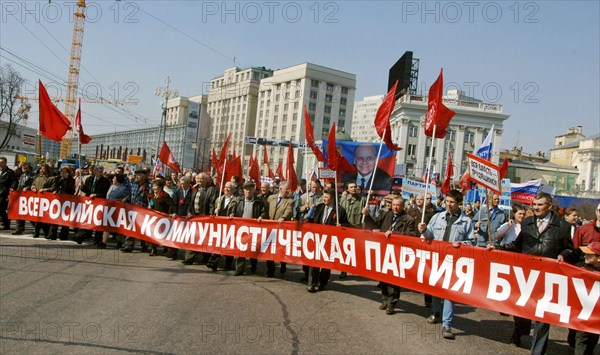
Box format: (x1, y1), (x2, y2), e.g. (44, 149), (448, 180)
(0, 227), (582, 355)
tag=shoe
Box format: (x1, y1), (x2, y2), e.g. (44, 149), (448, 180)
(424, 302), (432, 308)
(427, 314), (441, 324)
(318, 283), (326, 291)
(266, 272), (275, 278)
(181, 259), (194, 265)
(280, 265), (287, 274)
(116, 241), (123, 249)
(121, 248), (133, 253)
(74, 236), (83, 245)
(33, 233), (40, 239)
(386, 308), (395, 315)
(379, 303), (387, 310)
(442, 326), (455, 340)
(339, 271), (347, 279)
(234, 270), (244, 276)
(97, 242), (107, 249)
(171, 253), (179, 261)
(12, 229), (23, 235)
(307, 285), (317, 293)
(250, 266), (257, 274)
(509, 341), (520, 347)
(210, 263), (218, 271)
(149, 249), (157, 256)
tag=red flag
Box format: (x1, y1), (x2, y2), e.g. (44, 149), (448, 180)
(424, 69), (455, 138)
(249, 154), (261, 184)
(374, 81), (401, 151)
(223, 155), (242, 185)
(159, 141), (181, 174)
(75, 98), (91, 144)
(499, 158), (509, 180)
(263, 145), (275, 179)
(327, 123), (338, 171)
(218, 133), (230, 168)
(286, 142), (299, 192)
(38, 80), (71, 142)
(275, 160), (284, 179)
(211, 148), (218, 170)
(441, 152), (454, 195)
(304, 106), (327, 162)
(232, 147), (237, 161)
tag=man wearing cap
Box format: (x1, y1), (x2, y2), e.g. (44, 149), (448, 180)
(233, 181), (268, 276)
(182, 172), (218, 264)
(75, 165), (110, 244)
(488, 192), (573, 353)
(568, 242), (600, 355)
(120, 169), (152, 252)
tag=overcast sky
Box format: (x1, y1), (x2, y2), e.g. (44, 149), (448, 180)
(1, 1), (598, 153)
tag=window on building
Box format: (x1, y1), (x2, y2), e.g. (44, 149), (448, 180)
(323, 116), (330, 125)
(275, 94), (280, 101)
(253, 72), (260, 80)
(324, 106), (331, 114)
(326, 83), (334, 91)
(340, 97), (347, 105)
(341, 87), (349, 94)
(325, 94), (333, 103)
(465, 131), (474, 143)
(293, 102), (299, 109)
(283, 114), (288, 122)
(309, 102), (316, 110)
(407, 144), (416, 156)
(311, 80), (319, 87)
(295, 90), (300, 98)
(310, 90), (318, 99)
(339, 119), (345, 128)
(339, 108), (346, 116)
(409, 126), (418, 137)
(284, 103), (289, 111)
(274, 105), (279, 112)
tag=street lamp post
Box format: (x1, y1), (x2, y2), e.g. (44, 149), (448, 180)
(154, 77), (178, 171)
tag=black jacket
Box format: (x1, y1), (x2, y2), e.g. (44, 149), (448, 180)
(365, 210), (417, 236)
(234, 196), (269, 219)
(53, 176), (76, 195)
(499, 211), (573, 258)
(172, 187), (193, 216)
(81, 175), (111, 199)
(309, 203), (350, 227)
(188, 184), (218, 216)
(0, 167), (16, 199)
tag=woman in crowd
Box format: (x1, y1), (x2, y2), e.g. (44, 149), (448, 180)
(495, 204), (526, 245)
(30, 164), (55, 238)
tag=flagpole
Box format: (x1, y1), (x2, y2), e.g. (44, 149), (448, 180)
(361, 131), (386, 224)
(334, 171), (340, 226)
(421, 125), (436, 225)
(78, 142), (81, 169)
(218, 158), (227, 202)
(485, 189), (492, 246)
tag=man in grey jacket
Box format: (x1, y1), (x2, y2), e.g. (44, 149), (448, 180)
(417, 189), (473, 340)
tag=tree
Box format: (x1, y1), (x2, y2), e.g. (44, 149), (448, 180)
(0, 65), (31, 150)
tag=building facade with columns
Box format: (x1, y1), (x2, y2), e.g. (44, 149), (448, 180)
(389, 89), (510, 180)
(550, 127), (599, 194)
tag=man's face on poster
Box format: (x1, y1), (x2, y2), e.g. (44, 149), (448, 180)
(354, 145), (376, 176)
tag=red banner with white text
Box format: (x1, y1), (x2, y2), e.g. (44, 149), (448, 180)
(8, 191), (600, 334)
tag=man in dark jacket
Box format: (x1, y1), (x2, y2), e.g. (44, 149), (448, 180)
(11, 162), (34, 235)
(182, 173), (218, 265)
(488, 192), (573, 354)
(234, 181), (269, 276)
(363, 196), (417, 314)
(306, 188), (349, 292)
(48, 166), (75, 240)
(0, 156), (16, 230)
(76, 166), (111, 244)
(168, 176), (193, 260)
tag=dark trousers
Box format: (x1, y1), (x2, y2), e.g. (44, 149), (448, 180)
(574, 329), (599, 355)
(381, 283), (400, 309)
(209, 253), (234, 269)
(0, 196), (9, 228)
(123, 235), (147, 250)
(49, 224), (69, 240)
(15, 219), (25, 232)
(235, 257), (257, 273)
(511, 316), (532, 345)
(34, 222), (50, 237)
(308, 267), (330, 287)
(184, 250), (211, 263)
(266, 261), (286, 276)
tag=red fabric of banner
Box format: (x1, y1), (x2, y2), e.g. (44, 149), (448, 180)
(8, 190), (600, 335)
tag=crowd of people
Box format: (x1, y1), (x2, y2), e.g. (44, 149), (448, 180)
(1, 156), (599, 354)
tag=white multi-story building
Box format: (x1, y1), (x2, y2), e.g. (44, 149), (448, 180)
(254, 63), (356, 178)
(207, 67), (274, 163)
(390, 89), (510, 179)
(351, 95), (384, 143)
(550, 127), (600, 193)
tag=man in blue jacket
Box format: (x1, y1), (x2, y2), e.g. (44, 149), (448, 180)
(418, 189), (474, 340)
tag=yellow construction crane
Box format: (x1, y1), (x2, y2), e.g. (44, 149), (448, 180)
(59, 0), (86, 158)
